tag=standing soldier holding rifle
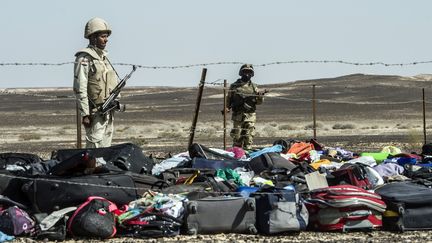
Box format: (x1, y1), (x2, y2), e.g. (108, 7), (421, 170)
(225, 64), (267, 150)
(73, 17), (134, 148)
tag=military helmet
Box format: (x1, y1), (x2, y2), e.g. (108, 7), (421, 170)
(239, 64), (254, 76)
(84, 17), (112, 39)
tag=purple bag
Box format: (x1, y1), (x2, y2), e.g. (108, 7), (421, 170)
(372, 163), (404, 178)
(0, 206), (35, 235)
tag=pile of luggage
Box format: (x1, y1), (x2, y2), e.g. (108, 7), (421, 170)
(1, 140), (432, 241)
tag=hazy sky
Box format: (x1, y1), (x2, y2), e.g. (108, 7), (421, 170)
(1, 0), (432, 88)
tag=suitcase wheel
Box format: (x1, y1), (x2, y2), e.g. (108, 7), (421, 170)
(187, 226), (197, 235)
(51, 183), (59, 190)
(248, 225), (257, 234)
(246, 199), (255, 211)
(398, 224), (405, 233)
(188, 202), (198, 214)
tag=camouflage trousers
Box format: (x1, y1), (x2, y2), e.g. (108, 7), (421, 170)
(85, 112), (114, 148)
(230, 112), (256, 150)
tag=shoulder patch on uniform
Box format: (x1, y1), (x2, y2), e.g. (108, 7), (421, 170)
(80, 59), (89, 66)
(77, 56), (91, 66)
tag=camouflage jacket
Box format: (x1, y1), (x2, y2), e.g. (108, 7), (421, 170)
(227, 79), (263, 114)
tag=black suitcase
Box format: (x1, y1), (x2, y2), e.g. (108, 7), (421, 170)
(51, 143), (154, 175)
(0, 171), (32, 207)
(0, 152), (43, 169)
(22, 172), (164, 213)
(185, 196), (257, 234)
(0, 153), (42, 207)
(375, 182), (432, 231)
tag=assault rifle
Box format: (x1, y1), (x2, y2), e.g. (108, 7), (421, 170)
(100, 65), (137, 115)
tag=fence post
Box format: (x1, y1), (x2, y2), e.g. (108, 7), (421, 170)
(76, 102), (82, 148)
(188, 68), (207, 149)
(423, 88), (427, 144)
(312, 84), (317, 139)
(223, 79), (227, 150)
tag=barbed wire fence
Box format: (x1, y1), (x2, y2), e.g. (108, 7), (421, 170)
(0, 59), (431, 153)
(2, 59), (432, 68)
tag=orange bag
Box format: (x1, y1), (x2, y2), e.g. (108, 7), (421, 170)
(287, 142), (314, 156)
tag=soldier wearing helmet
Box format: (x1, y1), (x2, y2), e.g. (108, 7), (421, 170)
(73, 17), (119, 148)
(225, 64), (266, 150)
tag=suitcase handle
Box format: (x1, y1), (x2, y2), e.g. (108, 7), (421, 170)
(343, 210), (372, 218)
(342, 218), (375, 232)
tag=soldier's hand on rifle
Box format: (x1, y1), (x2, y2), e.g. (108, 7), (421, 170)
(82, 115), (92, 128)
(220, 107), (230, 115)
(257, 89), (269, 96)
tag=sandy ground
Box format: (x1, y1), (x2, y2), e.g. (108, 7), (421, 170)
(9, 231), (432, 242)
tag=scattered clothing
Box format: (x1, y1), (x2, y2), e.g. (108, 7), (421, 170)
(151, 155), (190, 176)
(0, 231), (13, 242)
(249, 145), (283, 159)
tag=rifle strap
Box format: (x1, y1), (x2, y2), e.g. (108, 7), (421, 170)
(106, 57), (121, 80)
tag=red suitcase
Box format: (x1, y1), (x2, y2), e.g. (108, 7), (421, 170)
(307, 204), (383, 231)
(307, 185), (386, 232)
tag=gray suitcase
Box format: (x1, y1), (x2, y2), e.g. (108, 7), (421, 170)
(185, 196), (257, 235)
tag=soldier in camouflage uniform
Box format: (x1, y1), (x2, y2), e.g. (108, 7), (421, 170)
(73, 17), (119, 148)
(225, 64), (265, 150)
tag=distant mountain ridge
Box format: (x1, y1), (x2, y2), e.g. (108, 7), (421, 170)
(1, 73), (432, 92)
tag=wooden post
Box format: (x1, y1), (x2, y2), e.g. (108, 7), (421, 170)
(188, 68), (207, 149)
(76, 101), (82, 148)
(223, 79), (227, 150)
(312, 84), (317, 139)
(423, 88), (427, 144)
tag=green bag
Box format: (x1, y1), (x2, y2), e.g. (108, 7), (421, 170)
(360, 152), (390, 164)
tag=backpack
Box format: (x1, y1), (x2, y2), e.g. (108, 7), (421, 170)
(0, 206), (35, 236)
(330, 163), (372, 190)
(67, 197), (117, 239)
(249, 152), (296, 174)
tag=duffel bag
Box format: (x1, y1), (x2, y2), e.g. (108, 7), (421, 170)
(51, 143), (154, 175)
(22, 172), (165, 213)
